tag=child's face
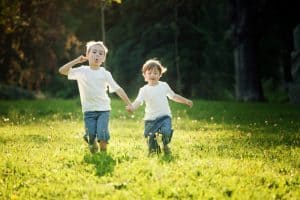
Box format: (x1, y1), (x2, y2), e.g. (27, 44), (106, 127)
(87, 44), (106, 67)
(143, 67), (161, 85)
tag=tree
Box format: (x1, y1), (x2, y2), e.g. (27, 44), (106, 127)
(229, 0), (264, 101)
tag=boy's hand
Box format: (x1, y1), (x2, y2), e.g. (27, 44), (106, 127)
(126, 104), (134, 113)
(58, 55), (87, 75)
(186, 100), (193, 108)
(76, 55), (88, 64)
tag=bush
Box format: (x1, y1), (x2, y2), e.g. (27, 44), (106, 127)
(0, 84), (35, 100)
(43, 76), (78, 99)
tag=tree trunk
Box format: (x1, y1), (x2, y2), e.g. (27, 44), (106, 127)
(231, 0), (264, 101)
(0, 34), (12, 82)
(101, 4), (106, 43)
(281, 28), (294, 87)
(234, 37), (264, 101)
(101, 1), (106, 66)
(174, 0), (182, 94)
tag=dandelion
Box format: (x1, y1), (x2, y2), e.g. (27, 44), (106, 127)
(210, 116), (214, 121)
(11, 194), (18, 200)
(3, 117), (9, 122)
(120, 115), (127, 119)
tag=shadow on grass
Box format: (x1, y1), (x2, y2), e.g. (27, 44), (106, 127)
(159, 153), (177, 163)
(0, 136), (14, 144)
(0, 134), (49, 144)
(84, 152), (116, 176)
(24, 134), (49, 143)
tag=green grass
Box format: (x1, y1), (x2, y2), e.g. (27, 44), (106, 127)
(0, 99), (299, 199)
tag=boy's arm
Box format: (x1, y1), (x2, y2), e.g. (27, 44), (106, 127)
(115, 88), (132, 106)
(125, 88), (143, 112)
(58, 55), (87, 76)
(171, 94), (193, 108)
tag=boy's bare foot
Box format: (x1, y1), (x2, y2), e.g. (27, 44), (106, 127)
(163, 145), (171, 155)
(99, 141), (107, 152)
(89, 140), (99, 154)
(83, 133), (89, 144)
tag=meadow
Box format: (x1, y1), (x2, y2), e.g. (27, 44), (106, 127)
(0, 99), (299, 200)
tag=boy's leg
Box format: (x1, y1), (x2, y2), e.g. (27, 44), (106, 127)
(83, 132), (89, 143)
(84, 112), (99, 153)
(144, 120), (161, 155)
(147, 133), (161, 155)
(82, 114), (89, 143)
(160, 117), (173, 154)
(96, 111), (110, 152)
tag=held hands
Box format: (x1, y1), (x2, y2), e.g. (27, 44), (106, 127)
(126, 104), (134, 113)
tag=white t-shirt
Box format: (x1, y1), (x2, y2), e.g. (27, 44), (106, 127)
(68, 66), (120, 112)
(133, 81), (175, 120)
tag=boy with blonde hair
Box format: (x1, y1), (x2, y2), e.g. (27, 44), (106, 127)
(59, 41), (132, 153)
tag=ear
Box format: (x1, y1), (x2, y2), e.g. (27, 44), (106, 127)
(85, 52), (90, 59)
(142, 73), (147, 81)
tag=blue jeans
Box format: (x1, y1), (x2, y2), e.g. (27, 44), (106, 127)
(144, 115), (173, 145)
(84, 111), (110, 144)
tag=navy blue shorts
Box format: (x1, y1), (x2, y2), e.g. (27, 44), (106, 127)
(144, 115), (173, 145)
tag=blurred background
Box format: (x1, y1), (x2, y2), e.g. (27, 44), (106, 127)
(0, 0), (299, 103)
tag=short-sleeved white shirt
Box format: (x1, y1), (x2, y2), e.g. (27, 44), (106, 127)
(68, 66), (120, 112)
(133, 81), (175, 120)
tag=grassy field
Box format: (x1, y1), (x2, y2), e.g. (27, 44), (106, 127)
(0, 99), (299, 199)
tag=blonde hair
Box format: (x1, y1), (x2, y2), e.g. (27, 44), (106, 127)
(86, 41), (108, 55)
(142, 59), (167, 75)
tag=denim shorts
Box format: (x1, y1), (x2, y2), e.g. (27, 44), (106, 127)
(84, 111), (110, 143)
(144, 115), (173, 145)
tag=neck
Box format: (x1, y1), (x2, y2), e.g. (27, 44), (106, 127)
(148, 81), (159, 86)
(90, 65), (101, 70)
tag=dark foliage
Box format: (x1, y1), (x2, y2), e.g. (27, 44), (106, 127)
(0, 84), (35, 100)
(0, 0), (298, 101)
